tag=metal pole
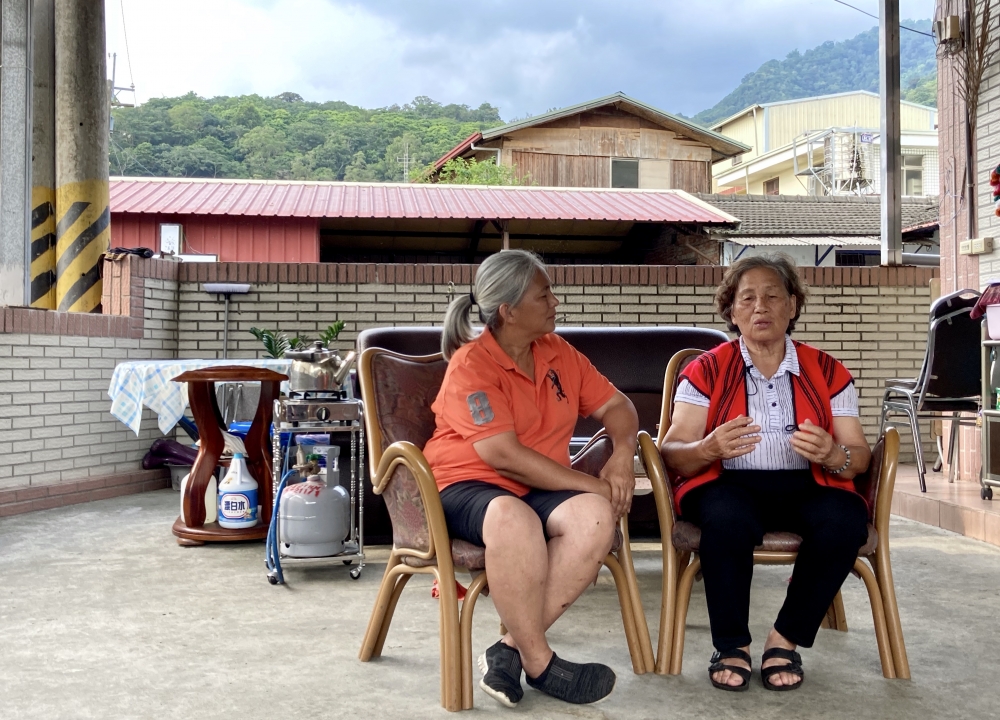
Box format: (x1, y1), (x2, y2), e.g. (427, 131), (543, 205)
(54, 0), (108, 312)
(30, 0), (54, 308)
(222, 293), (230, 359)
(0, 0), (33, 307)
(879, 0), (902, 265)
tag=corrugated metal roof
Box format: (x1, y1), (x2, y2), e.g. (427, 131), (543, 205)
(110, 177), (738, 225)
(724, 235), (881, 247)
(431, 131), (483, 173)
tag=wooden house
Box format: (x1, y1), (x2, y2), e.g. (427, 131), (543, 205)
(430, 92), (749, 192)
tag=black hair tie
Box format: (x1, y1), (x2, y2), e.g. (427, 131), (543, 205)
(469, 292), (476, 305)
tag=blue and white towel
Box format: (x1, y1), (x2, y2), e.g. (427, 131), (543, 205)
(109, 358), (292, 435)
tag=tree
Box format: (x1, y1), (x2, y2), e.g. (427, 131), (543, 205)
(344, 151), (377, 181)
(108, 93), (504, 181)
(429, 157), (532, 186)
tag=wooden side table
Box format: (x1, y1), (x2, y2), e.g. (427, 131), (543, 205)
(170, 366), (287, 545)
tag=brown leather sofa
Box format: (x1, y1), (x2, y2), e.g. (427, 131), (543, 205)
(355, 325), (728, 540)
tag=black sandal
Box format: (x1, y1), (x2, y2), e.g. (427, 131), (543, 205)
(708, 649), (752, 692)
(760, 647), (804, 691)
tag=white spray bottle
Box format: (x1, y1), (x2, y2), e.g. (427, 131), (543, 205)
(217, 453), (259, 529)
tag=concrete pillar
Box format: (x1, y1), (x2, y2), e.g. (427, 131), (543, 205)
(30, 0), (54, 308)
(54, 0), (108, 313)
(880, 0), (903, 266)
(0, 0), (33, 307)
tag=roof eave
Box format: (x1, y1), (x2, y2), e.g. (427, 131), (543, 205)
(481, 93), (750, 157)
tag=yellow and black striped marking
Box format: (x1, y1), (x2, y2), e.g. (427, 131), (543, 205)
(55, 179), (109, 313)
(30, 187), (56, 309)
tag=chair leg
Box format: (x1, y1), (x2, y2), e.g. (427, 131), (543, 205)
(372, 572), (413, 657)
(434, 566), (464, 712)
(871, 548), (911, 679)
(615, 519), (655, 673)
(853, 559), (896, 679)
(359, 552), (406, 661)
(906, 401), (926, 492)
(654, 543), (680, 675)
(669, 555), (702, 675)
(878, 396), (889, 438)
(459, 572), (490, 710)
(947, 413), (961, 484)
(603, 554), (646, 674)
(820, 590), (848, 632)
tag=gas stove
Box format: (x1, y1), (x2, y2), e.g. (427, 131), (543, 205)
(275, 391), (361, 425)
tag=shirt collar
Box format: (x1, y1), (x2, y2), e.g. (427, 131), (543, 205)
(739, 334), (799, 377)
(477, 328), (559, 373)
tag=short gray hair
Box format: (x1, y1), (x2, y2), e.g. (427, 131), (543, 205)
(715, 254), (808, 334)
(441, 250), (548, 360)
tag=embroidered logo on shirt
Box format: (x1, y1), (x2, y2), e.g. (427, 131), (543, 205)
(547, 369), (567, 402)
(466, 391), (494, 425)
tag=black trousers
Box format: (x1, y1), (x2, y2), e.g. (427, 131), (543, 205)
(681, 470), (869, 652)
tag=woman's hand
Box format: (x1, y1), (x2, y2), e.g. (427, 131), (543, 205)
(702, 415), (762, 461)
(599, 450), (635, 519)
(790, 419), (842, 467)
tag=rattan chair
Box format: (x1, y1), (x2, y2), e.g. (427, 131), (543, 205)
(636, 348), (910, 679)
(357, 347), (654, 711)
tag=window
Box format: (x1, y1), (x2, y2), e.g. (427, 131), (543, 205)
(836, 250), (880, 267)
(159, 224), (184, 254)
(903, 155), (923, 196)
(763, 177), (779, 195)
(611, 158), (639, 188)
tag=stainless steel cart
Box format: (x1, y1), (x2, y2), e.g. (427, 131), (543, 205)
(270, 397), (366, 579)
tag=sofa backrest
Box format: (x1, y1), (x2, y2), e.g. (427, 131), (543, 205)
(357, 325), (729, 435)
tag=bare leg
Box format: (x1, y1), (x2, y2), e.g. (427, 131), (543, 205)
(485, 493), (615, 677)
(482, 496), (552, 677)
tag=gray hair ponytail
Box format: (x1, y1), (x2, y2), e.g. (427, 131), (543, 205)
(441, 250), (548, 360)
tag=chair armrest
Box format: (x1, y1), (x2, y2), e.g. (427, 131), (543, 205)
(373, 440), (455, 569)
(637, 431), (676, 539)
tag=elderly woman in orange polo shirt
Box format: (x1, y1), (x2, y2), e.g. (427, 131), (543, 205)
(422, 250), (638, 709)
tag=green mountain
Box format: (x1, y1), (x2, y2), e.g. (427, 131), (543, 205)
(109, 93), (500, 181)
(692, 20), (937, 127)
(110, 22), (938, 181)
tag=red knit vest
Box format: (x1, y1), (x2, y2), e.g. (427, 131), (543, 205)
(673, 339), (858, 513)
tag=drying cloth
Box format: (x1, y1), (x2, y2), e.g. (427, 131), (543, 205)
(108, 358), (291, 435)
(971, 284), (1000, 320)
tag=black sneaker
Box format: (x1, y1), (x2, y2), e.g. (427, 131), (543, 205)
(478, 640), (524, 707)
(525, 652), (616, 705)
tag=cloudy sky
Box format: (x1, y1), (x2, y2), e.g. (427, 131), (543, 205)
(104, 0), (932, 119)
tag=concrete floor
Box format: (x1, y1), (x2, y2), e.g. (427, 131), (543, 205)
(1, 490), (999, 720)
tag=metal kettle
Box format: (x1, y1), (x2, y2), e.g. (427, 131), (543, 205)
(284, 340), (356, 392)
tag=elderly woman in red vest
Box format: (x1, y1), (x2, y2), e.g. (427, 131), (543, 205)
(662, 255), (871, 693)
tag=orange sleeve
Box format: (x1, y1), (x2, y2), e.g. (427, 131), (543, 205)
(438, 358), (517, 443)
(572, 346), (617, 417)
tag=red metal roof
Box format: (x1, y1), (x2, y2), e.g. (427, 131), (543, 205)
(110, 177), (736, 225)
(432, 131), (482, 173)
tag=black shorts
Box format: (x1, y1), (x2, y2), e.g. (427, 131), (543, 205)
(438, 480), (582, 547)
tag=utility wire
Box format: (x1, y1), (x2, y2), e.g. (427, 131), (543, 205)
(831, 0), (936, 38)
(120, 0), (136, 89)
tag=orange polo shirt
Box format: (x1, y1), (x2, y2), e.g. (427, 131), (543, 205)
(422, 329), (617, 496)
